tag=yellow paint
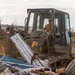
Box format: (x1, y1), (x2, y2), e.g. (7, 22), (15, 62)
(40, 47), (42, 51)
(31, 41), (38, 48)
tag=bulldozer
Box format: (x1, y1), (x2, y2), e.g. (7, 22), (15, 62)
(24, 9), (71, 55)
(0, 8), (72, 70)
(23, 8), (72, 68)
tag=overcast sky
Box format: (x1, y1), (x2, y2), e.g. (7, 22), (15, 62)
(0, 0), (75, 28)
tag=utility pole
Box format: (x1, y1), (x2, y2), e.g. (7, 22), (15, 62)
(0, 18), (2, 29)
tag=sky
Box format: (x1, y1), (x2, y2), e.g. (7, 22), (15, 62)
(0, 0), (75, 28)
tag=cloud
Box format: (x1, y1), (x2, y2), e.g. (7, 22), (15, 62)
(0, 0), (75, 28)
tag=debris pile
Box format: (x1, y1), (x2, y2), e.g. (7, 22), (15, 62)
(0, 62), (19, 75)
(0, 33), (73, 75)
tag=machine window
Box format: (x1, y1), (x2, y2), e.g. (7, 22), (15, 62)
(36, 13), (53, 31)
(54, 16), (60, 44)
(36, 15), (40, 30)
(28, 13), (34, 33)
(54, 18), (59, 32)
(65, 15), (70, 30)
(65, 14), (70, 44)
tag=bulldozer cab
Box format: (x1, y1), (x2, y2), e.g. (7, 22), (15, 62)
(25, 8), (71, 57)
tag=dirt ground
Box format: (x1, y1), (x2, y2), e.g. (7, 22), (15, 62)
(71, 33), (75, 57)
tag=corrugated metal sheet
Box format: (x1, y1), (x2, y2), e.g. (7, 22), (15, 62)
(10, 33), (42, 66)
(65, 60), (75, 75)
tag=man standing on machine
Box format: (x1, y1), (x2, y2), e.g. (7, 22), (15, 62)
(44, 19), (52, 35)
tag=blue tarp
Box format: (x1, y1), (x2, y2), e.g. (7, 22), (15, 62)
(0, 56), (33, 69)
